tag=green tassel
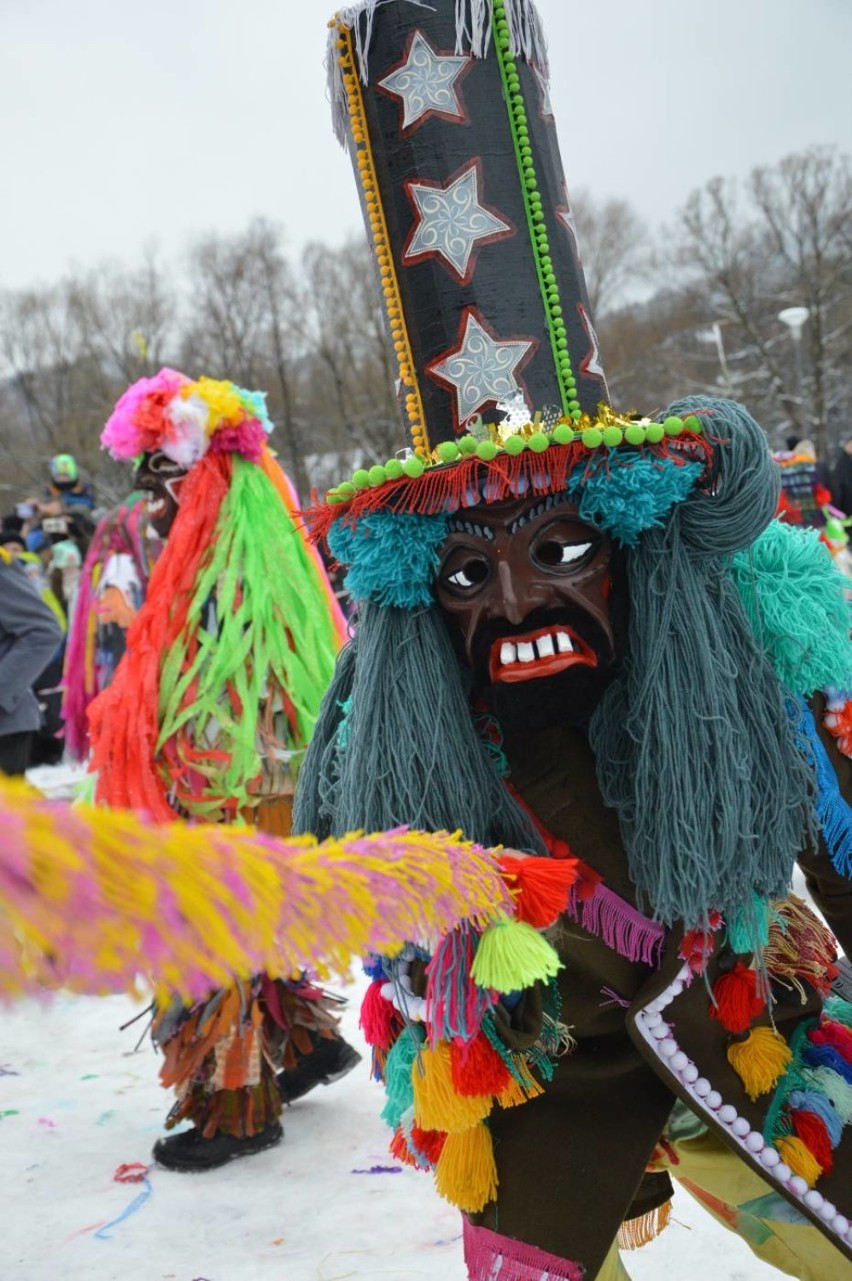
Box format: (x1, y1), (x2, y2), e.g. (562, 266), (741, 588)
(825, 996), (852, 1029)
(470, 914), (562, 993)
(381, 1025), (424, 1130)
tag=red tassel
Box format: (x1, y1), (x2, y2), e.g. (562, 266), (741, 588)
(450, 1032), (512, 1097)
(497, 855), (579, 927)
(359, 979), (399, 1050)
(709, 963), (765, 1034)
(410, 1125), (447, 1165)
(791, 1109), (834, 1175)
(810, 1020), (852, 1064)
(389, 1127), (424, 1170)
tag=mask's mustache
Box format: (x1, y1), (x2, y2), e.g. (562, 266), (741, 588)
(467, 605), (614, 682)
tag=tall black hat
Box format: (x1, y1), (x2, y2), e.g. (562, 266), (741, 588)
(329, 0), (608, 454)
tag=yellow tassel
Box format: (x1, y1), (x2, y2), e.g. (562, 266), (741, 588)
(433, 1123), (498, 1212)
(412, 1041), (491, 1133)
(497, 1057), (544, 1109)
(617, 1200), (672, 1251)
(727, 1026), (792, 1101)
(776, 1135), (823, 1186)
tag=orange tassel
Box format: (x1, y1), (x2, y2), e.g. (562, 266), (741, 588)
(412, 1042), (491, 1133)
(726, 1026), (791, 1100)
(497, 1058), (544, 1109)
(497, 855), (579, 927)
(433, 1123), (497, 1212)
(776, 1135), (823, 1186)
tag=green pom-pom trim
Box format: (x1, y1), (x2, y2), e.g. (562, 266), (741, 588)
(437, 440), (460, 463)
(683, 414), (703, 435)
(326, 489), (346, 505)
(503, 434), (527, 455)
(352, 468), (371, 490)
(645, 423), (665, 444)
(528, 432), (549, 453)
(368, 464), (387, 487)
(582, 427), (603, 448)
(476, 440), (499, 461)
(384, 458), (404, 480)
(552, 423), (574, 445)
(336, 481), (357, 498)
(403, 456), (425, 479)
(458, 435), (478, 455)
(602, 426), (623, 448)
(624, 424), (647, 446)
(663, 416), (684, 437)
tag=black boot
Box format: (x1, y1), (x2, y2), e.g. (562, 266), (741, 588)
(152, 1120), (283, 1172)
(277, 1035), (362, 1104)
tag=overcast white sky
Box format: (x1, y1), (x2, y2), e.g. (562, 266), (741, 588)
(3, 0), (851, 290)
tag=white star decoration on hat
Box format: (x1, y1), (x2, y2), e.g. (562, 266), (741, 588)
(557, 195), (581, 261)
(429, 311), (534, 426)
(578, 303), (608, 385)
(404, 162), (512, 283)
(378, 30), (471, 131)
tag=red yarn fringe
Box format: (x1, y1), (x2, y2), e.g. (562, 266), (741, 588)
(359, 979), (400, 1051)
(791, 1109), (834, 1174)
(450, 1031), (512, 1097)
(89, 451), (232, 820)
(301, 435), (711, 545)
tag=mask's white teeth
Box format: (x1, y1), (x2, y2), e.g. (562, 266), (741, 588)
(556, 632), (574, 654)
(500, 642), (517, 665)
(146, 496), (166, 515)
(517, 642), (535, 663)
(536, 634), (555, 659)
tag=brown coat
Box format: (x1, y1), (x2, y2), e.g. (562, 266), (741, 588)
(470, 709), (852, 1276)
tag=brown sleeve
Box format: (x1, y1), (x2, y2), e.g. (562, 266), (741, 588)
(799, 692), (852, 959)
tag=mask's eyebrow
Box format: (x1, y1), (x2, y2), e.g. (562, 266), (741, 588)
(508, 494), (574, 535)
(446, 517), (496, 541)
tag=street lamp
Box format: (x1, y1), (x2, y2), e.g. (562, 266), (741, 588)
(777, 306), (810, 416)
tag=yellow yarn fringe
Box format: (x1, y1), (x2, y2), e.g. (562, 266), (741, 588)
(617, 1199), (672, 1250)
(412, 1041), (492, 1133)
(727, 1026), (792, 1101)
(776, 1135), (823, 1186)
(0, 778), (514, 1004)
(434, 1123), (498, 1212)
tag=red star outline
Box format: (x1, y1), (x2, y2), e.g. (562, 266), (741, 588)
(401, 158), (516, 287)
(577, 302), (608, 387)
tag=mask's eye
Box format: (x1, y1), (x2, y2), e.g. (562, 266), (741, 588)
(536, 539), (594, 568)
(531, 520), (601, 574)
(440, 554), (490, 594)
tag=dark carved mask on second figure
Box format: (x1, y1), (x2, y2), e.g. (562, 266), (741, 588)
(434, 496), (622, 729)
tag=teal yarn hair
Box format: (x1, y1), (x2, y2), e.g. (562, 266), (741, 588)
(565, 452), (703, 547)
(590, 398), (818, 934)
(729, 520), (852, 696)
(293, 601), (544, 852)
(328, 511), (449, 609)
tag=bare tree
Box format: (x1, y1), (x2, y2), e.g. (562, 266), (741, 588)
(665, 147), (852, 456)
(570, 190), (650, 317)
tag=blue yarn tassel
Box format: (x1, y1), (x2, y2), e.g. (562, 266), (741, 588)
(793, 699), (852, 877)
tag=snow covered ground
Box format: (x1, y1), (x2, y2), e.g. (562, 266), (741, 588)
(0, 764), (783, 1280)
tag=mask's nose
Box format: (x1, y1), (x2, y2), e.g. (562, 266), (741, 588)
(495, 559), (528, 627)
